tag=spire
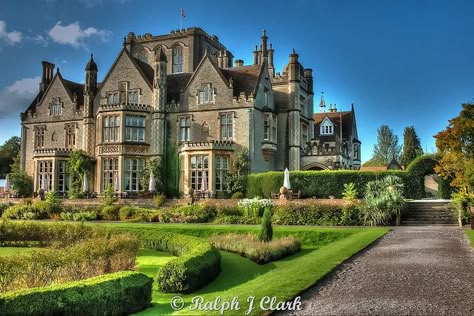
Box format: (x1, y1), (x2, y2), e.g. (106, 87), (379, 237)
(85, 53), (98, 71)
(319, 93), (326, 112)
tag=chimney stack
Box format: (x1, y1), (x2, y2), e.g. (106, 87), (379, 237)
(253, 45), (258, 65)
(234, 59), (244, 67)
(40, 61), (55, 93)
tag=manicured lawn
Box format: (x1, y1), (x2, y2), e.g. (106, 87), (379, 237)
(100, 223), (388, 315)
(465, 230), (474, 247)
(0, 247), (40, 257)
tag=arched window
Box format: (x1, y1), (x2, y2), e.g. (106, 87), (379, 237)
(137, 49), (149, 64)
(172, 45), (184, 73)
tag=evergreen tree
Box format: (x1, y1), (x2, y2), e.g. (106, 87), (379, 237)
(258, 207), (273, 242)
(401, 126), (423, 167)
(371, 125), (402, 165)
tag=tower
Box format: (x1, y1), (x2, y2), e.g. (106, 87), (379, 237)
(287, 48), (301, 170)
(151, 48), (167, 156)
(82, 54), (97, 156)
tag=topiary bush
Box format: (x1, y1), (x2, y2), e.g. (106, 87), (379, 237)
(0, 271), (152, 316)
(258, 207), (273, 242)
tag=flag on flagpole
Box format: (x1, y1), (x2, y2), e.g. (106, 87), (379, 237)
(181, 8), (186, 18)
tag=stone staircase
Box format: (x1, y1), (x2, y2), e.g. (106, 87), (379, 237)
(401, 200), (456, 226)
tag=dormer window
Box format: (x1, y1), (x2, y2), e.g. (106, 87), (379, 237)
(172, 45), (184, 73)
(49, 98), (63, 116)
(320, 117), (334, 135)
(198, 84), (215, 104)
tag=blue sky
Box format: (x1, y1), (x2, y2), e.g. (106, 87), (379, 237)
(0, 0), (473, 163)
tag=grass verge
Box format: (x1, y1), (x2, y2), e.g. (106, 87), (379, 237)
(465, 230), (474, 247)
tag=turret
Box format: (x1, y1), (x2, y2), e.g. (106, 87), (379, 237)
(153, 47), (167, 111)
(40, 61), (55, 93)
(84, 54), (98, 95)
(260, 29), (268, 64)
(319, 94), (326, 113)
(253, 45), (259, 65)
(288, 48), (300, 82)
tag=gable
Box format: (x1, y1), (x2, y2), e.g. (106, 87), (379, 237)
(320, 116), (334, 127)
(97, 49), (153, 106)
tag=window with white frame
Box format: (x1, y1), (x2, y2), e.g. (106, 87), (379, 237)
(263, 113), (277, 142)
(103, 115), (120, 143)
(124, 158), (144, 192)
(49, 98), (63, 116)
(215, 155), (229, 192)
(172, 45), (184, 73)
(220, 113), (233, 141)
(102, 158), (118, 191)
(128, 90), (139, 105)
(108, 92), (119, 105)
(125, 115), (145, 142)
(57, 160), (69, 193)
(320, 118), (334, 135)
(198, 83), (214, 104)
(180, 116), (191, 142)
(38, 160), (53, 191)
(190, 155), (209, 191)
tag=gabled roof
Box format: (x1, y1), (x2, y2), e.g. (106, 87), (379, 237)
(313, 110), (354, 139)
(220, 64), (263, 98)
(183, 50), (230, 92)
(167, 73), (192, 103)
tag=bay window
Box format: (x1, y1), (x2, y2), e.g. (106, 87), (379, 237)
(125, 115), (145, 142)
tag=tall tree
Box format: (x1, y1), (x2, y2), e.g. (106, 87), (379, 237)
(400, 126), (423, 167)
(434, 103), (474, 193)
(0, 136), (21, 178)
(371, 125), (402, 165)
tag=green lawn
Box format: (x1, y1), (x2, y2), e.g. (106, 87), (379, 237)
(99, 223), (388, 315)
(465, 230), (474, 246)
(0, 247), (40, 257)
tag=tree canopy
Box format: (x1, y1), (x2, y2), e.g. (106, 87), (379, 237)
(0, 136), (21, 178)
(434, 103), (474, 193)
(366, 125), (401, 166)
(400, 126), (423, 167)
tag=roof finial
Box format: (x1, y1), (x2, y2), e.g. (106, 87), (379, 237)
(319, 93), (326, 113)
(292, 48), (296, 54)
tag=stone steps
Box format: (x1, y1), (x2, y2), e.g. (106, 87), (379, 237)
(401, 200), (456, 226)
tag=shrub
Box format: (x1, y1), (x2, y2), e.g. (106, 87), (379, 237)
(0, 271), (152, 316)
(231, 192), (244, 199)
(272, 203), (362, 226)
(258, 207), (273, 242)
(173, 203), (218, 223)
(153, 194), (166, 207)
(60, 211), (98, 221)
(103, 184), (117, 206)
(119, 205), (137, 221)
(210, 233), (301, 264)
(101, 205), (120, 220)
(2, 203), (48, 220)
(342, 182), (358, 201)
(238, 198), (272, 217)
(0, 203), (12, 217)
(131, 231), (220, 293)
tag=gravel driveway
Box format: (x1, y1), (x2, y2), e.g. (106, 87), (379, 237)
(285, 227), (474, 316)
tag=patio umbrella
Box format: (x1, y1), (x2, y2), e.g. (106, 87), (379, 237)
(82, 173), (88, 192)
(114, 172), (119, 191)
(148, 171), (156, 192)
(41, 174), (48, 191)
(4, 175), (10, 192)
(201, 171), (208, 191)
(283, 167), (291, 190)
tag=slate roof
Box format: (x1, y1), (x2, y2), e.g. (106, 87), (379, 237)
(133, 57), (155, 86)
(313, 110), (354, 139)
(62, 79), (84, 105)
(167, 73), (192, 103)
(220, 64), (262, 98)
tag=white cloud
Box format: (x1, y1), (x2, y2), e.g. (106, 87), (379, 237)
(48, 21), (111, 48)
(0, 77), (40, 119)
(0, 20), (22, 46)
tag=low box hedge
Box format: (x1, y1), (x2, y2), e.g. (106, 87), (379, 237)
(0, 271), (153, 315)
(135, 231), (221, 293)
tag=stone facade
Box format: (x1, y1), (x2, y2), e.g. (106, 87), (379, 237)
(20, 27), (360, 196)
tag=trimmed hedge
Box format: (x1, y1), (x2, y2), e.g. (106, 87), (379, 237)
(247, 155), (450, 199)
(272, 203), (362, 226)
(0, 271), (153, 315)
(134, 230), (221, 293)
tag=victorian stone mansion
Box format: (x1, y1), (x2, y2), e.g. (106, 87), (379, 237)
(20, 27), (361, 196)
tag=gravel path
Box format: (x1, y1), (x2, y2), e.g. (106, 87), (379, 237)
(285, 227), (474, 316)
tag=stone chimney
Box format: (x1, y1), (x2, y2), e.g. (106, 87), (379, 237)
(234, 59), (244, 67)
(40, 61), (55, 93)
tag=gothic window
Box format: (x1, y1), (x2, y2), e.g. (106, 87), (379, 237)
(35, 126), (45, 149)
(215, 155), (229, 192)
(56, 160), (69, 193)
(103, 115), (120, 143)
(124, 158), (144, 192)
(137, 49), (149, 64)
(263, 114), (270, 141)
(179, 116), (191, 142)
(37, 160), (53, 191)
(102, 158), (118, 191)
(172, 45), (184, 73)
(190, 155), (209, 191)
(65, 124), (75, 148)
(198, 84), (215, 104)
(49, 98), (63, 116)
(220, 113), (233, 141)
(125, 115), (145, 142)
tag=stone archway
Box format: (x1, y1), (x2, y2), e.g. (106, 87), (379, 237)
(424, 174), (439, 198)
(301, 162), (329, 171)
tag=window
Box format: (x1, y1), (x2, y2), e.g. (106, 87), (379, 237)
(108, 92), (119, 105)
(124, 158), (144, 192)
(65, 124), (75, 148)
(57, 160), (69, 193)
(263, 114), (270, 141)
(103, 115), (120, 143)
(272, 116), (277, 143)
(38, 160), (53, 191)
(198, 84), (214, 104)
(354, 144), (359, 159)
(180, 116), (191, 142)
(49, 98), (62, 116)
(102, 158), (119, 191)
(220, 113), (233, 141)
(190, 155), (209, 191)
(215, 155), (229, 192)
(35, 126), (45, 149)
(302, 124), (309, 145)
(125, 116), (145, 142)
(128, 90), (139, 105)
(320, 124), (333, 135)
(172, 45), (184, 73)
(137, 49), (149, 63)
